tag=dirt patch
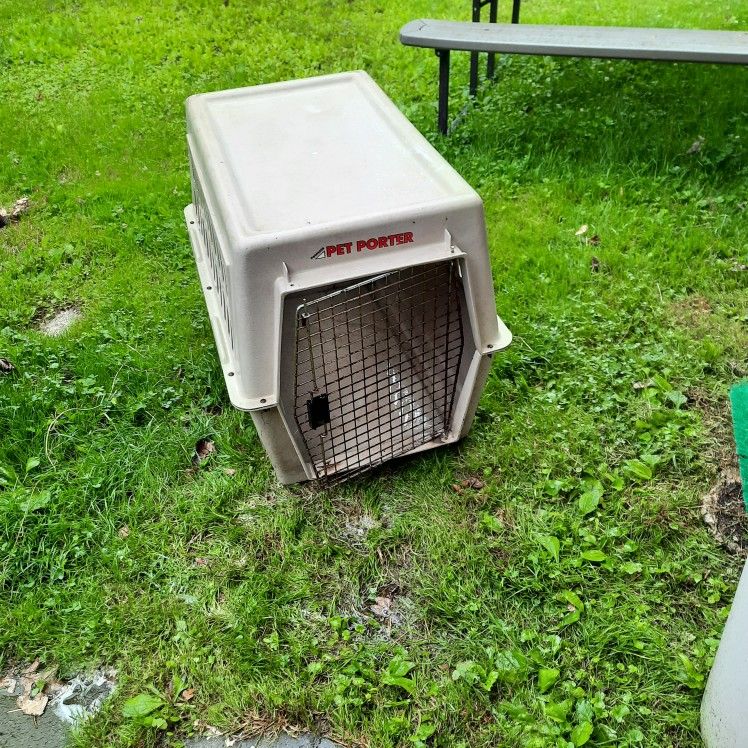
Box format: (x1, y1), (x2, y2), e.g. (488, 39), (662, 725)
(328, 510), (384, 554)
(193, 438), (217, 467)
(38, 306), (82, 337)
(669, 295), (712, 329)
(343, 514), (379, 540)
(451, 476), (486, 494)
(686, 387), (740, 475)
(702, 469), (747, 555)
(185, 733), (340, 748)
(368, 580), (405, 629)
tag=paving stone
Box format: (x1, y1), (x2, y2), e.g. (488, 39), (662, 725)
(1, 682), (333, 748)
(0, 669), (116, 747)
(0, 692), (67, 748)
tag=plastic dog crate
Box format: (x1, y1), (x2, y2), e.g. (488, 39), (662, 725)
(184, 71), (511, 483)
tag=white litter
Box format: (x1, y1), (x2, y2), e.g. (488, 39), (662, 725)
(39, 307), (82, 337)
(51, 670), (116, 724)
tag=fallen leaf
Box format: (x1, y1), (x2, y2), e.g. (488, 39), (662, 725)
(461, 477), (485, 490)
(0, 358), (15, 374)
(195, 438), (216, 461)
(575, 224), (588, 236)
(17, 676), (48, 716)
(23, 659), (41, 676)
(19, 691), (48, 716)
(223, 468), (236, 476)
(370, 596), (392, 617)
(687, 136), (705, 155)
(590, 256), (601, 273)
(633, 380), (652, 391)
(195, 557), (208, 567)
(39, 673), (61, 696)
(179, 687), (195, 702)
(451, 483), (464, 495)
(118, 525), (130, 539)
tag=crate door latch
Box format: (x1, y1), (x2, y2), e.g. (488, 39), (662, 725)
(307, 393), (330, 429)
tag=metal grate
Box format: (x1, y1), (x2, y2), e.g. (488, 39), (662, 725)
(293, 260), (464, 481)
(190, 155), (234, 351)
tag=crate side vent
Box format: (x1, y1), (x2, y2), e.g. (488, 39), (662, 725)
(190, 156), (234, 351)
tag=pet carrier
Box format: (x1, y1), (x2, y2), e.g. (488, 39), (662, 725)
(184, 71), (511, 483)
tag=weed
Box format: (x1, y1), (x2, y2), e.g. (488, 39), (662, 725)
(1, 0), (747, 746)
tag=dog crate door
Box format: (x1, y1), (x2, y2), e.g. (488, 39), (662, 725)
(292, 260), (465, 480)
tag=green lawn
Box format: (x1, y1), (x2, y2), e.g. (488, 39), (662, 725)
(1, 1), (747, 746)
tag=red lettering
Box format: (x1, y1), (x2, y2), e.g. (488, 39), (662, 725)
(319, 232), (414, 259)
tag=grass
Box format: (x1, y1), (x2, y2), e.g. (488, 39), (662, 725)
(1, 0), (747, 746)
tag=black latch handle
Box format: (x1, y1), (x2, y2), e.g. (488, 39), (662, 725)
(307, 393), (331, 429)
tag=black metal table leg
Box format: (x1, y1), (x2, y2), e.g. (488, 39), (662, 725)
(469, 0), (481, 97)
(512, 0), (521, 24)
(437, 49), (450, 134)
(487, 0), (498, 79)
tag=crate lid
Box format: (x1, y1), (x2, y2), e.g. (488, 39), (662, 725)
(186, 71), (474, 237)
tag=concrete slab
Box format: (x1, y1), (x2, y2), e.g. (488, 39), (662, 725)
(0, 668), (116, 748)
(0, 692), (67, 748)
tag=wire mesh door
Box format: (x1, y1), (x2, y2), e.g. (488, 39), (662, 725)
(293, 260), (464, 481)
